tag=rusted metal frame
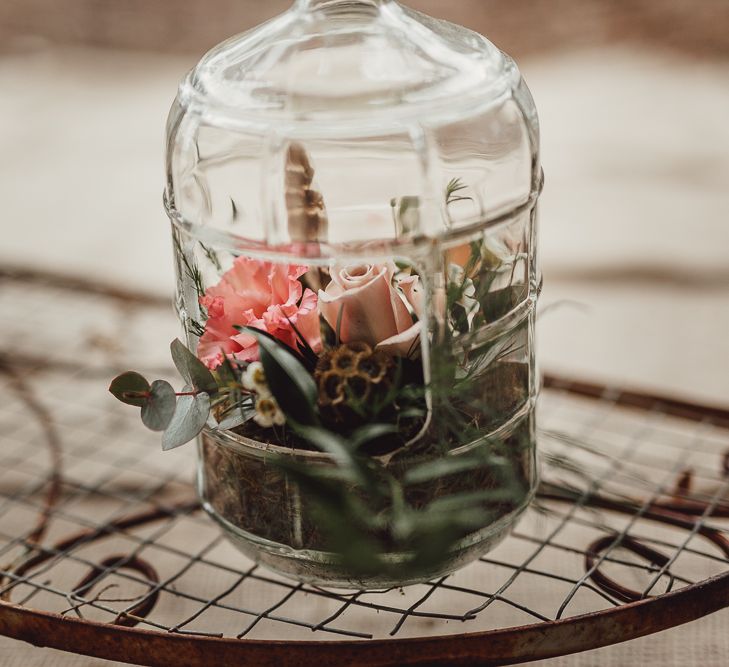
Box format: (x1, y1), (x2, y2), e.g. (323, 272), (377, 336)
(112, 532), (226, 622)
(389, 576), (449, 636)
(543, 424), (729, 511)
(461, 397), (651, 619)
(640, 474), (729, 597)
(0, 481), (466, 636)
(586, 536), (674, 603)
(0, 494), (194, 594)
(1, 268), (728, 664)
(553, 428), (697, 619)
(0, 435), (207, 531)
(436, 579), (554, 622)
(475, 556), (626, 608)
(0, 266), (169, 308)
(586, 504), (729, 603)
(169, 566), (255, 633)
(541, 424), (729, 511)
(1, 571), (728, 667)
(0, 500), (199, 627)
(540, 487), (729, 565)
(579, 480), (729, 605)
(0, 359), (63, 549)
(71, 555), (161, 626)
(0, 510), (376, 639)
(543, 375), (729, 430)
(524, 508), (698, 585)
(238, 582), (304, 638)
(0, 475), (193, 602)
(0, 402), (724, 664)
(0, 502), (468, 633)
(310, 590), (364, 631)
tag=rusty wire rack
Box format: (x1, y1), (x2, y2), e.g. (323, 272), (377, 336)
(0, 268), (728, 666)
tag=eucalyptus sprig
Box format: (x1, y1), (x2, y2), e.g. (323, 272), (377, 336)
(110, 339), (237, 450)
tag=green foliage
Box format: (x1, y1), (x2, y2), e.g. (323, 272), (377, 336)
(109, 342), (219, 449)
(162, 388), (211, 451)
(171, 338), (218, 393)
(109, 372), (150, 407)
(199, 242), (222, 271)
(243, 327), (319, 426)
(141, 380), (176, 431)
(445, 177), (473, 206)
(187, 318), (206, 338)
(173, 232), (205, 299)
(108, 194), (534, 580)
(275, 422), (527, 580)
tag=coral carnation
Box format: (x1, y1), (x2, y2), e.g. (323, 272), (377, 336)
(197, 258), (321, 369)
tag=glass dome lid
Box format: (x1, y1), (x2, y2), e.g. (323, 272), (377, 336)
(166, 0), (539, 249)
(181, 0), (516, 126)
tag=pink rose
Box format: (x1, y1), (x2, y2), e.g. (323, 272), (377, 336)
(197, 258), (321, 369)
(318, 263), (423, 356)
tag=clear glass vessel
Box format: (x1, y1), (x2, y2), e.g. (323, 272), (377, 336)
(165, 0), (541, 587)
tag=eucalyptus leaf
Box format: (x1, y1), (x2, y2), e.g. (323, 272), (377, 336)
(170, 339), (218, 394)
(109, 371), (150, 407)
(141, 380), (176, 431)
(162, 389), (210, 450)
(243, 327), (318, 425)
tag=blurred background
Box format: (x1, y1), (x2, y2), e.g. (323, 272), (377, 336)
(1, 0), (728, 404)
(0, 3), (728, 663)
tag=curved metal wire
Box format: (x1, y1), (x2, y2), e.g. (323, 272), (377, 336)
(0, 271), (728, 666)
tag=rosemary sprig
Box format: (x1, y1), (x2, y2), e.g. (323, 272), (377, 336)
(445, 177), (473, 206)
(187, 319), (205, 338)
(172, 233), (205, 299)
(200, 242), (222, 271)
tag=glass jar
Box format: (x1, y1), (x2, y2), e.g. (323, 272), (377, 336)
(165, 0), (541, 587)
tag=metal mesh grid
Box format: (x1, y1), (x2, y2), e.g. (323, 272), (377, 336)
(1, 270), (728, 654)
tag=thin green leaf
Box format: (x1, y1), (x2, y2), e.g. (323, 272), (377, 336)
(170, 339), (218, 394)
(216, 405), (255, 431)
(199, 242), (222, 271)
(403, 455), (487, 485)
(162, 389), (210, 451)
(141, 380), (176, 431)
(291, 424), (366, 482)
(172, 234), (205, 298)
(243, 327), (318, 426)
(426, 489), (518, 514)
(349, 423), (399, 452)
(187, 319), (205, 338)
(285, 314), (318, 370)
(109, 372), (150, 407)
(215, 353), (239, 388)
(445, 177), (473, 206)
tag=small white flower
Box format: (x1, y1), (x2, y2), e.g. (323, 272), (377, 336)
(253, 396), (285, 428)
(243, 361), (270, 396)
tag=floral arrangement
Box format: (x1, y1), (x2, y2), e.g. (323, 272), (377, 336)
(110, 255), (428, 452)
(110, 178), (535, 583)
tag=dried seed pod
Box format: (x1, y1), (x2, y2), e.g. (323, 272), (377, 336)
(285, 142), (328, 243)
(314, 342), (394, 425)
